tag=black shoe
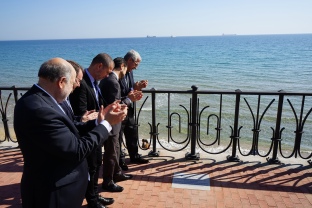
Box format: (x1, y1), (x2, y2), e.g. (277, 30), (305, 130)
(120, 161), (129, 171)
(130, 155), (149, 164)
(97, 195), (114, 206)
(113, 173), (133, 182)
(102, 181), (124, 192)
(87, 201), (106, 208)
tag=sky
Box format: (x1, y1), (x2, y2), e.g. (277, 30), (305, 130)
(0, 0), (312, 41)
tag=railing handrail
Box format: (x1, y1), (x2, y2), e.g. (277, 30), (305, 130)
(143, 88), (312, 96)
(1, 85), (312, 95)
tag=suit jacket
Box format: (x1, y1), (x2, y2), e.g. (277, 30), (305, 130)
(119, 71), (134, 102)
(69, 70), (105, 116)
(99, 72), (122, 135)
(119, 71), (134, 117)
(14, 85), (109, 208)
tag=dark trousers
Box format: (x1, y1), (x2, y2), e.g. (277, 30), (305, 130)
(102, 132), (121, 183)
(85, 145), (102, 206)
(119, 114), (139, 162)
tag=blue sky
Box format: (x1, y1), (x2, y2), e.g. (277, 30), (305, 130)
(1, 0), (311, 40)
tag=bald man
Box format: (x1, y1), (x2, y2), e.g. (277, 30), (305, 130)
(14, 58), (127, 208)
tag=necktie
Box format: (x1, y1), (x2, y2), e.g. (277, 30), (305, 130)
(126, 73), (131, 89)
(59, 101), (75, 121)
(125, 73), (134, 108)
(94, 80), (108, 108)
(93, 80), (101, 108)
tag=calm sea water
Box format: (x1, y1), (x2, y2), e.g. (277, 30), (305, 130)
(1, 34), (312, 152)
(0, 34), (312, 91)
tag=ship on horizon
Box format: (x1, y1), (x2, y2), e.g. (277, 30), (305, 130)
(222, 33), (237, 36)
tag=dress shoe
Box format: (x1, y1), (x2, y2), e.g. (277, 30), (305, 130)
(102, 181), (124, 192)
(97, 195), (114, 206)
(113, 173), (133, 182)
(130, 154), (149, 164)
(120, 161), (128, 171)
(87, 201), (106, 208)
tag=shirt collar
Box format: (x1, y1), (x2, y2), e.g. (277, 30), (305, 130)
(35, 83), (58, 104)
(34, 83), (66, 114)
(85, 68), (96, 83)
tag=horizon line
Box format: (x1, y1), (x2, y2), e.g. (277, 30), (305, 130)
(1, 33), (312, 42)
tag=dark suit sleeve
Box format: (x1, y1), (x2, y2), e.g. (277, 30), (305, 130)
(118, 75), (132, 107)
(99, 77), (122, 136)
(121, 96), (131, 107)
(74, 119), (96, 136)
(18, 106), (108, 162)
(69, 80), (89, 116)
(74, 115), (82, 122)
(100, 79), (120, 105)
(14, 86), (107, 162)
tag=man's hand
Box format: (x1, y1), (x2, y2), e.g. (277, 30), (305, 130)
(127, 90), (143, 102)
(81, 110), (98, 122)
(98, 101), (127, 126)
(134, 80), (148, 91)
(119, 103), (128, 115)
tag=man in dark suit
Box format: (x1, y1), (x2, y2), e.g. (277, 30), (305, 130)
(69, 53), (118, 208)
(62, 60), (98, 123)
(63, 60), (114, 207)
(14, 58), (127, 208)
(99, 57), (141, 192)
(119, 50), (149, 169)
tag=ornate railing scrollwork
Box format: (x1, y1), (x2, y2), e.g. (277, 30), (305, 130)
(1, 86), (312, 164)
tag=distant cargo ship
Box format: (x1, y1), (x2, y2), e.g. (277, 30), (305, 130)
(222, 33), (237, 36)
(147, 35), (156, 38)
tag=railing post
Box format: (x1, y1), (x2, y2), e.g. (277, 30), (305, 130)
(0, 88), (13, 142)
(148, 88), (159, 157)
(13, 85), (19, 103)
(227, 89), (241, 162)
(267, 90), (284, 164)
(293, 95), (305, 158)
(185, 85), (200, 160)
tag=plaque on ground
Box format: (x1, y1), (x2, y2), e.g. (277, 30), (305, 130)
(172, 172), (210, 190)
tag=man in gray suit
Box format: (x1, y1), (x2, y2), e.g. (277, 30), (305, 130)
(99, 57), (140, 192)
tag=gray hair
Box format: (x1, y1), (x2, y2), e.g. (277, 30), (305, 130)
(124, 49), (142, 62)
(38, 59), (72, 82)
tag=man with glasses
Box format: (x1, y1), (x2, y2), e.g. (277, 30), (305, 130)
(63, 60), (98, 122)
(99, 57), (138, 192)
(119, 50), (149, 170)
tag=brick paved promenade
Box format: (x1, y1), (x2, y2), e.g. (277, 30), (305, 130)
(1, 141), (311, 208)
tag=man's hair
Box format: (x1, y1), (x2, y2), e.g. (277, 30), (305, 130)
(66, 60), (83, 75)
(124, 49), (141, 62)
(113, 57), (127, 70)
(91, 53), (114, 67)
(38, 60), (71, 82)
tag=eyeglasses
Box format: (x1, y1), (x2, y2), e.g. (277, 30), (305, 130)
(75, 77), (82, 84)
(132, 59), (140, 66)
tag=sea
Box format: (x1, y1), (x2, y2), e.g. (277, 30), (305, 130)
(1, 34), (312, 91)
(1, 34), (312, 154)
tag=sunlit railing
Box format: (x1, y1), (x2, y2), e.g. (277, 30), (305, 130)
(1, 86), (312, 164)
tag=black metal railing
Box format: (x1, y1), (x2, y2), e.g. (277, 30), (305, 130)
(1, 86), (312, 164)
